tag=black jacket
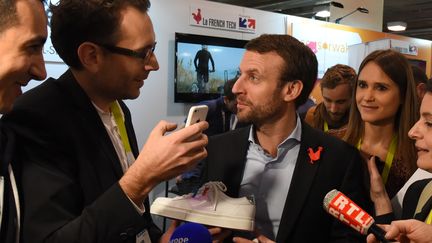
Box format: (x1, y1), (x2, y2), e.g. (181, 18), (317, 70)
(201, 122), (371, 242)
(2, 70), (161, 243)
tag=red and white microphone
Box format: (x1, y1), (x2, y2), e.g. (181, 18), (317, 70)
(323, 189), (394, 243)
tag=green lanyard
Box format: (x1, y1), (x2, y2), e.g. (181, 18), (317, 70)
(427, 210), (432, 224)
(110, 101), (132, 153)
(356, 134), (398, 184)
(323, 121), (329, 132)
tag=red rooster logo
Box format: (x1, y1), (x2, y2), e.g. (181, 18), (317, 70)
(192, 8), (202, 24)
(307, 146), (323, 164)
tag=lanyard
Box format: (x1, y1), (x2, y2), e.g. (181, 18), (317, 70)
(110, 101), (132, 153)
(323, 121), (329, 132)
(426, 210), (432, 224)
(356, 134), (398, 184)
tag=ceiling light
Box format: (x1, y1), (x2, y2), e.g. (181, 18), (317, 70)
(315, 10), (331, 18)
(387, 21), (407, 31)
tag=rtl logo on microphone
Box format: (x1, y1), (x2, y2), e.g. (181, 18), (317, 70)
(327, 193), (373, 234)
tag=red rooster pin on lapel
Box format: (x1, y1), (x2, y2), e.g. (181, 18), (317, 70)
(307, 146), (323, 164)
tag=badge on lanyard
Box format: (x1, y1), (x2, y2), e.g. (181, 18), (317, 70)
(136, 229), (151, 243)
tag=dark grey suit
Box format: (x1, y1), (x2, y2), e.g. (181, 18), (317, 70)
(2, 70), (161, 243)
(201, 122), (371, 243)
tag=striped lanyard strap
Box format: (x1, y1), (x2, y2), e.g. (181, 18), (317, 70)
(356, 134), (398, 184)
(110, 101), (132, 153)
(323, 121), (329, 132)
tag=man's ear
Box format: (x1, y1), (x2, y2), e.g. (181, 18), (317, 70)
(77, 42), (103, 72)
(223, 96), (229, 105)
(282, 80), (303, 102)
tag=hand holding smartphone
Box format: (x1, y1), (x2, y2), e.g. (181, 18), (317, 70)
(185, 105), (208, 127)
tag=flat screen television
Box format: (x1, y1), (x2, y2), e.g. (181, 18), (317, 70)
(174, 32), (248, 103)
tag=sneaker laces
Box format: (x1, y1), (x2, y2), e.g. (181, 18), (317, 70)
(174, 181), (227, 210)
(199, 181), (227, 210)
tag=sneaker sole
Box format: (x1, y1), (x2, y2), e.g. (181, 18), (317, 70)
(150, 202), (254, 231)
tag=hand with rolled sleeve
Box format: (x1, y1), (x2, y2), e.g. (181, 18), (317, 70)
(366, 219), (432, 243)
(120, 120), (208, 205)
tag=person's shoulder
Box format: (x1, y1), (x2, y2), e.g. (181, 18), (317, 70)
(407, 178), (432, 195)
(14, 77), (60, 109)
(198, 97), (222, 112)
(403, 178), (432, 217)
(302, 122), (357, 155)
(304, 104), (317, 124)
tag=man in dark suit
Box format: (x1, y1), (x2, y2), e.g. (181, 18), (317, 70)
(200, 34), (370, 242)
(199, 78), (239, 136)
(0, 0), (47, 242)
(2, 0), (208, 242)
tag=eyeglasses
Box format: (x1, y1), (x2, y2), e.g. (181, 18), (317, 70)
(96, 42), (156, 62)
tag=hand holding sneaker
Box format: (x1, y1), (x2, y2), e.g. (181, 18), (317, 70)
(151, 181), (256, 231)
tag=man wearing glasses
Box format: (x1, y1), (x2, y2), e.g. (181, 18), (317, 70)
(2, 0), (209, 242)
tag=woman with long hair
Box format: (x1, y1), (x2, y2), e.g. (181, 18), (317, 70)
(344, 49), (419, 205)
(367, 79), (432, 243)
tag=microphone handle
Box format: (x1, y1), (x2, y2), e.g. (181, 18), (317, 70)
(368, 223), (395, 243)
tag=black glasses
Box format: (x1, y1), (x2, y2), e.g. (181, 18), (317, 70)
(97, 42), (156, 62)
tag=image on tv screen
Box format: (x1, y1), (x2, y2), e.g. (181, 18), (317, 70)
(174, 33), (248, 103)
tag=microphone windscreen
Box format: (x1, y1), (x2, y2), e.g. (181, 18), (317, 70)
(323, 190), (395, 242)
(169, 222), (212, 243)
(323, 189), (374, 235)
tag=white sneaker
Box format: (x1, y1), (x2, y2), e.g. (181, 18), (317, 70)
(150, 181), (255, 231)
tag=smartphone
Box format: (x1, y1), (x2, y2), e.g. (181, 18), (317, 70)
(185, 105), (208, 127)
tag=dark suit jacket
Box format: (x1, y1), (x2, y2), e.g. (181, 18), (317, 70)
(0, 124), (19, 243)
(199, 97), (228, 136)
(402, 178), (432, 221)
(201, 122), (370, 243)
(2, 70), (161, 243)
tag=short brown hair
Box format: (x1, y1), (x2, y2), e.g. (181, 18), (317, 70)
(245, 34), (318, 108)
(320, 64), (356, 92)
(0, 0), (45, 34)
(50, 0), (151, 69)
